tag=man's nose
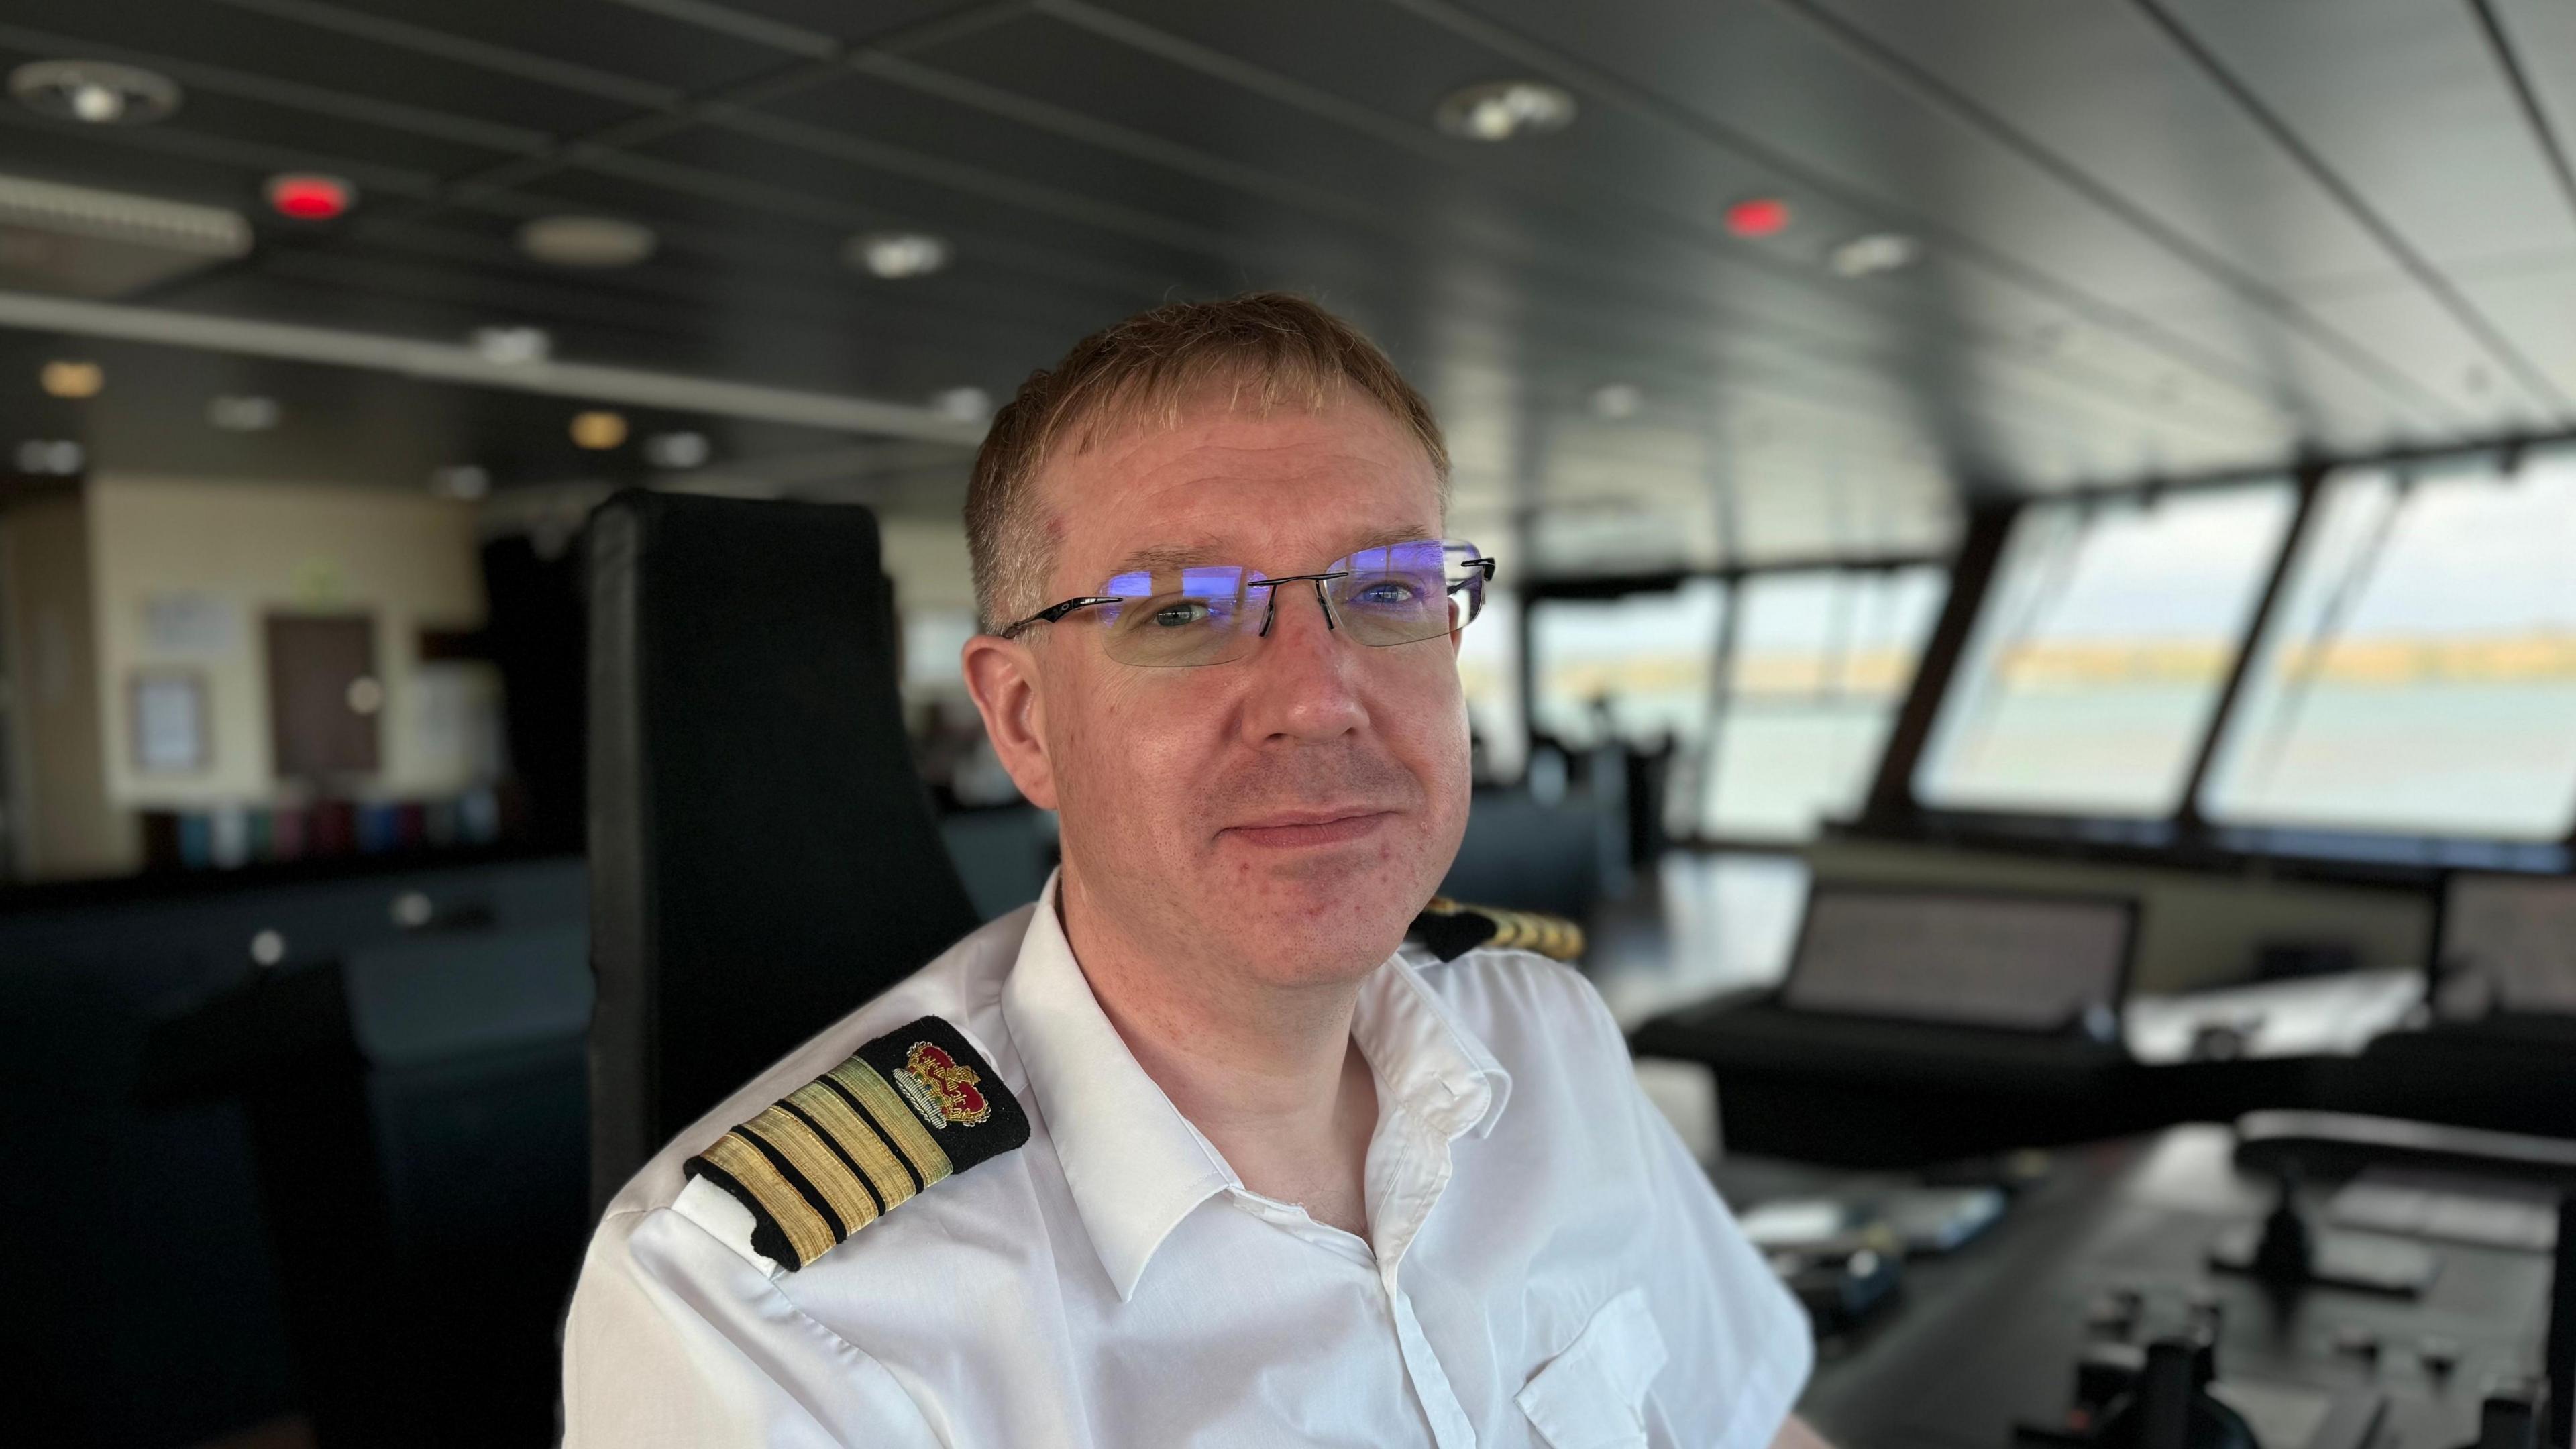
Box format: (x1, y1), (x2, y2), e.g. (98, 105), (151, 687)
(1240, 582), (1368, 743)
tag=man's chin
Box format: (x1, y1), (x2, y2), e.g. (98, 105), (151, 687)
(1221, 875), (1424, 981)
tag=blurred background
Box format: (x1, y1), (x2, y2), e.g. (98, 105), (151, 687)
(3, 2), (2573, 1446)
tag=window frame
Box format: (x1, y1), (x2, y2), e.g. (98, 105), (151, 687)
(1852, 439), (2576, 883)
(1518, 550), (1955, 851)
(1905, 480), (2303, 821)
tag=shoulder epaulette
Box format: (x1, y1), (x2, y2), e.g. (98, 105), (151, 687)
(684, 1016), (1028, 1270)
(1407, 896), (1587, 963)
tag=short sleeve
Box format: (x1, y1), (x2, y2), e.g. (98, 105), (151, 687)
(562, 1205), (943, 1448)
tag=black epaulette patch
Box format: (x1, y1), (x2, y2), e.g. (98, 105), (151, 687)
(684, 1016), (1029, 1271)
(1408, 896), (1587, 963)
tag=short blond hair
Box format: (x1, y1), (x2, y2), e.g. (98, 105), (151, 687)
(964, 292), (1449, 631)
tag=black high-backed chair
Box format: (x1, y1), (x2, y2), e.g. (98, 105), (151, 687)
(586, 490), (983, 1214)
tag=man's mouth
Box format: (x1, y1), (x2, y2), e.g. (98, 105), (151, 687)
(1218, 810), (1395, 849)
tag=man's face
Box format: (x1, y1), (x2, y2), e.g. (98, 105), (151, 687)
(968, 390), (1472, 987)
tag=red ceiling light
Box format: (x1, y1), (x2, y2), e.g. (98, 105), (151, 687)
(265, 172), (352, 221)
(1724, 197), (1792, 238)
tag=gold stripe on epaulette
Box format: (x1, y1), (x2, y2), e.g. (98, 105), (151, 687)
(790, 1081), (916, 1212)
(1538, 916), (1585, 960)
(1432, 900), (1586, 961)
(701, 1131), (837, 1266)
(746, 1106), (879, 1236)
(829, 1059), (954, 1187)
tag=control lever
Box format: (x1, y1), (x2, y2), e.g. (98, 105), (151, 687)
(2209, 1154), (2436, 1297)
(2092, 1338), (2257, 1449)
(2247, 1164), (2313, 1288)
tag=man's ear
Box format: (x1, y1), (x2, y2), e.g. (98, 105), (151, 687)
(961, 633), (1059, 810)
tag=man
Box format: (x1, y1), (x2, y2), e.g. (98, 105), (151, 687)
(564, 293), (1819, 1447)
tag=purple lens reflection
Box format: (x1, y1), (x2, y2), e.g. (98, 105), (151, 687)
(1095, 564), (1261, 631)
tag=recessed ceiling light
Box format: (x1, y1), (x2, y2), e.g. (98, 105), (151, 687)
(39, 360), (102, 398)
(570, 410), (627, 450)
(1434, 80), (1577, 141)
(1827, 232), (1919, 278)
(264, 172), (352, 221)
(930, 386), (993, 423)
(1724, 197), (1793, 239)
(14, 439), (85, 475)
(10, 60), (181, 126)
(429, 464), (490, 500)
(208, 395), (281, 431)
(470, 325), (551, 366)
(518, 215), (657, 268)
(643, 430), (710, 469)
(845, 230), (951, 279)
(1589, 382), (1643, 420)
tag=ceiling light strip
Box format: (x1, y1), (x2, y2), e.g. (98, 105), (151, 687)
(0, 172), (251, 255)
(0, 288), (988, 445)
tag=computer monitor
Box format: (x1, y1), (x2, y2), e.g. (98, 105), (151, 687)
(1778, 885), (2136, 1036)
(2435, 873), (2576, 1020)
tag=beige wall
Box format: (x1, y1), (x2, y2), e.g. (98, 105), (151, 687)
(877, 515), (977, 613)
(87, 475), (492, 810)
(1805, 837), (2435, 994)
(1, 496), (142, 878)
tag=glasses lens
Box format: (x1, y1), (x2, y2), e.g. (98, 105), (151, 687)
(1097, 564), (1265, 667)
(1330, 539), (1486, 647)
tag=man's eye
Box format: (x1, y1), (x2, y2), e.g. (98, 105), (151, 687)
(1352, 579), (1421, 606)
(1150, 600), (1212, 628)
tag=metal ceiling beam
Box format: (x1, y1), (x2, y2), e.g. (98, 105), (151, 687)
(0, 288), (990, 445)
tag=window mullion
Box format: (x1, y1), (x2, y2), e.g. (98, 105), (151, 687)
(2173, 464), (2326, 832)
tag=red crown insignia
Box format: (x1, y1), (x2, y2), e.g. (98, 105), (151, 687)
(902, 1041), (993, 1126)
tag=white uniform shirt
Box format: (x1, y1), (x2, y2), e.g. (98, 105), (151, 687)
(566, 875), (1812, 1447)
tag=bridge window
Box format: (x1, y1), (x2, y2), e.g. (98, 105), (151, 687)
(1529, 579), (1728, 750)
(1914, 482), (2296, 818)
(1456, 588), (1525, 782)
(2201, 449), (2576, 840)
(1701, 566), (1947, 839)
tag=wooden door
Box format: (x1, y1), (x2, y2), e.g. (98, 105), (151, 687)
(266, 613), (380, 780)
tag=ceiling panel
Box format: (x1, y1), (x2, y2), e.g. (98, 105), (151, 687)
(2159, 0), (2575, 268)
(1, 0), (637, 134)
(674, 0), (998, 47)
(2452, 254), (2576, 407)
(924, 8), (2289, 469)
(0, 106), (297, 211)
(1436, 1), (2308, 336)
(1803, 0), (2409, 291)
(2493, 0), (2576, 166)
(2292, 280), (2563, 438)
(2154, 0), (2576, 426)
(1061, 0), (2292, 433)
(1436, 0), (2573, 447)
(280, 0), (790, 96)
(1790, 0), (2537, 444)
(0, 0), (2565, 558)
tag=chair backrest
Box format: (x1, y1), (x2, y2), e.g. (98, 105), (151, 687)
(584, 490), (983, 1214)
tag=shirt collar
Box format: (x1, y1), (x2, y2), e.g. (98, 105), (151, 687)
(999, 871), (1515, 1301)
(1001, 873), (1232, 1302)
(1354, 948), (1515, 1142)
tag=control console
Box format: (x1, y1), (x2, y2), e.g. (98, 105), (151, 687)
(1738, 1119), (2572, 1449)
